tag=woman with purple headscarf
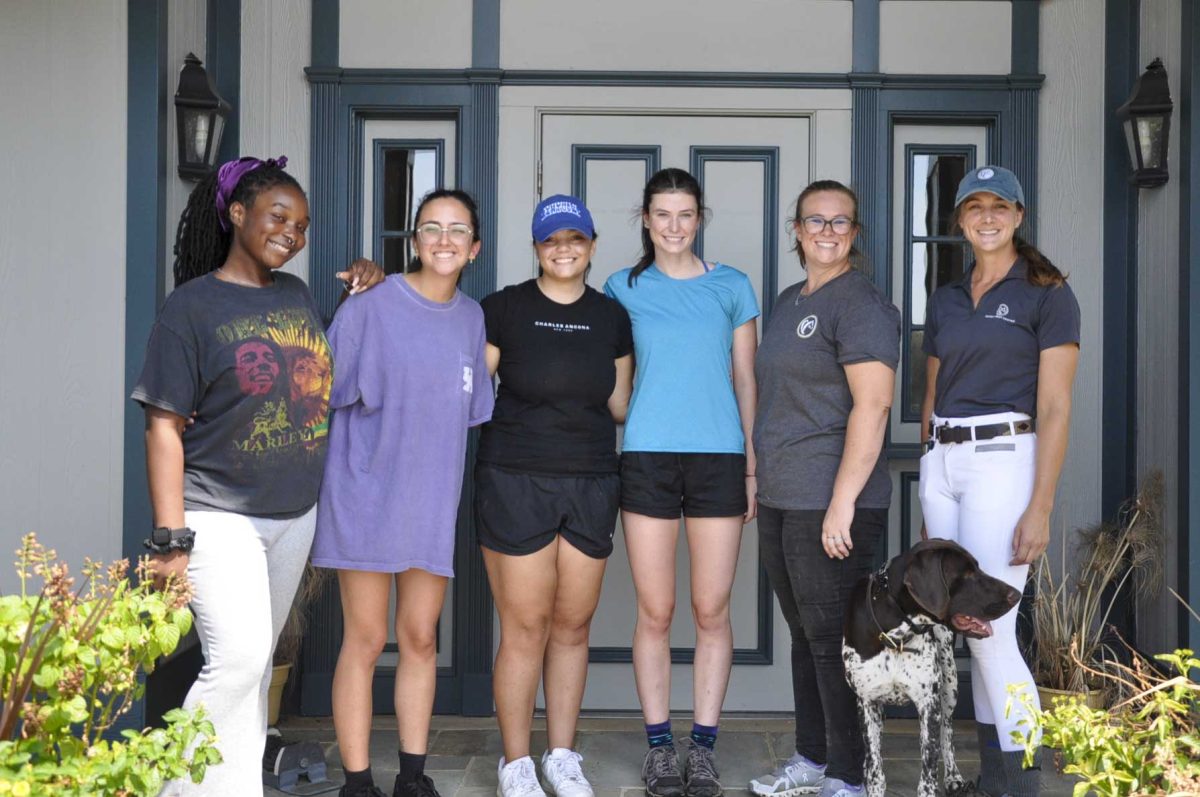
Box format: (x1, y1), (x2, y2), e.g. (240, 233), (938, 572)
(132, 156), (382, 796)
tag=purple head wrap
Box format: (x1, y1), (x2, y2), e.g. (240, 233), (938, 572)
(215, 155), (289, 232)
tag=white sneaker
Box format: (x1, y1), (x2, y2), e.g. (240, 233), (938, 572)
(749, 753), (825, 796)
(498, 756), (547, 797)
(541, 748), (594, 797)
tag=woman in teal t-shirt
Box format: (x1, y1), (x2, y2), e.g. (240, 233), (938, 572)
(603, 168), (759, 797)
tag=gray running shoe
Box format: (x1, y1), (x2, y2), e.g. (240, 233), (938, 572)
(815, 778), (863, 797)
(680, 739), (722, 797)
(748, 752), (825, 796)
(642, 745), (686, 797)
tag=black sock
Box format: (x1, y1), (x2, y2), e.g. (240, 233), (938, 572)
(646, 720), (673, 748)
(345, 766), (375, 792)
(398, 751), (427, 783)
(975, 723), (1006, 796)
(690, 723), (718, 749)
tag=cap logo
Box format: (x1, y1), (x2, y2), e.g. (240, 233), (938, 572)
(797, 315), (819, 339)
(977, 167), (995, 180)
(541, 200), (581, 220)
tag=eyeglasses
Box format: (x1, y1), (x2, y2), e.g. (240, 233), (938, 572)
(799, 215), (855, 235)
(416, 222), (474, 244)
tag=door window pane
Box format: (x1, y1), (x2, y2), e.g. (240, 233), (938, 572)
(382, 236), (414, 275)
(911, 154), (968, 237)
(382, 149), (439, 233)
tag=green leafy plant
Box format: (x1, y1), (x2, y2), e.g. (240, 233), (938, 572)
(0, 534), (220, 796)
(1011, 645), (1200, 797)
(1030, 472), (1163, 695)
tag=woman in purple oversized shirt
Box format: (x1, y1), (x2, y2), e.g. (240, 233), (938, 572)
(313, 189), (494, 797)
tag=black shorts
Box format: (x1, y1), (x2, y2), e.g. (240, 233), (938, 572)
(619, 452), (747, 519)
(474, 464), (619, 559)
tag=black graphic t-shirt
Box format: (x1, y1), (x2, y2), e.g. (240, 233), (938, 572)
(132, 272), (333, 518)
(477, 279), (633, 475)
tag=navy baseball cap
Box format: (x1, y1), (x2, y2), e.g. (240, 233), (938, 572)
(954, 165), (1026, 208)
(532, 194), (595, 242)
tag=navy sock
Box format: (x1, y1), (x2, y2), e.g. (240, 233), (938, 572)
(345, 766), (374, 792)
(398, 751), (427, 783)
(646, 720), (673, 748)
(690, 723), (718, 749)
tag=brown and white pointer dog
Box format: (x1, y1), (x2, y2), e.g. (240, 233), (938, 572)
(842, 540), (1021, 797)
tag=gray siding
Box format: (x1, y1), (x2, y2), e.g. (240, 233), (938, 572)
(1036, 0), (1106, 562)
(1136, 0), (1183, 652)
(0, 1), (128, 592)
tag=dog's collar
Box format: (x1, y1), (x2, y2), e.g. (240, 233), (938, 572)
(867, 567), (937, 653)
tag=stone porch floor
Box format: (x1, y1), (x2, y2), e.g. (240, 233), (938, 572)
(268, 714), (1081, 797)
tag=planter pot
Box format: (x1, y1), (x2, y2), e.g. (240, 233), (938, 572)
(1036, 684), (1106, 711)
(267, 663), (292, 726)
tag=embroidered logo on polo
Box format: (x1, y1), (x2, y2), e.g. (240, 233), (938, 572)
(797, 315), (819, 339)
(985, 303), (1016, 324)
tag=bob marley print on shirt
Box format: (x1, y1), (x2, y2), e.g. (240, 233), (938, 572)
(132, 272), (333, 519)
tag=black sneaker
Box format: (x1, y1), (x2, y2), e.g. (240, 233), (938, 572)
(681, 739), (722, 797)
(642, 745), (686, 797)
(394, 773), (441, 797)
(339, 784), (387, 797)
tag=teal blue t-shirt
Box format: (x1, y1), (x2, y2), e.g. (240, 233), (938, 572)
(604, 263), (760, 454)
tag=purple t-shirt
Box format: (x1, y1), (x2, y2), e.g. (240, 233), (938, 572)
(312, 275), (493, 575)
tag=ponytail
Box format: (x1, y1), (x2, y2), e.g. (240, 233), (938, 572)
(1013, 236), (1067, 287)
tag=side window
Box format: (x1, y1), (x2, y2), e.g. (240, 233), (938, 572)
(374, 144), (442, 274)
(904, 150), (971, 421)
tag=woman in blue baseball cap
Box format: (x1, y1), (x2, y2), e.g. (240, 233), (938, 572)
(476, 194), (634, 797)
(919, 165), (1080, 797)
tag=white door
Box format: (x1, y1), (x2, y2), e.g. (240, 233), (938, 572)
(538, 111), (811, 711)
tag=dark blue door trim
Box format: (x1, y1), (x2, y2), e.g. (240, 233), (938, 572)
(1181, 0), (1200, 649)
(206, 0), (241, 164)
(1102, 0), (1140, 527)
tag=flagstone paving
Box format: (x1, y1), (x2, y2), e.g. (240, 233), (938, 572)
(268, 714), (1081, 797)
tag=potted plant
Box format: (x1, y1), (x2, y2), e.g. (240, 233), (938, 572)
(1012, 644), (1200, 796)
(267, 564), (325, 726)
(0, 534), (220, 795)
(1028, 472), (1163, 708)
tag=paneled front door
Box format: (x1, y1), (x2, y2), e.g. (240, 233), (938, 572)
(536, 111), (811, 711)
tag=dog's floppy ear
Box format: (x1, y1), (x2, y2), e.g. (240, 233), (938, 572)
(903, 547), (951, 619)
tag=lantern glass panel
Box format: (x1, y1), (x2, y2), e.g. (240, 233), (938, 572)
(1137, 115), (1165, 169)
(181, 109), (208, 165)
(1123, 118), (1140, 169)
(208, 114), (226, 166)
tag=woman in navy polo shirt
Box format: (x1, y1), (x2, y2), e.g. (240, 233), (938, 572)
(919, 165), (1080, 797)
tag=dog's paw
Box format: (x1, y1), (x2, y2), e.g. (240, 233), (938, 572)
(944, 778), (977, 797)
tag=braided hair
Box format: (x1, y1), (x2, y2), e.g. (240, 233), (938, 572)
(172, 163), (303, 287)
(628, 168), (707, 287)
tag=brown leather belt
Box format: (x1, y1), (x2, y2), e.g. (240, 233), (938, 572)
(932, 419), (1035, 444)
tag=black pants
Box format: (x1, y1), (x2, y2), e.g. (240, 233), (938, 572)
(757, 505), (887, 786)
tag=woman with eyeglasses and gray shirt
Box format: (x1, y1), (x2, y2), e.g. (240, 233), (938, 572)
(749, 180), (900, 797)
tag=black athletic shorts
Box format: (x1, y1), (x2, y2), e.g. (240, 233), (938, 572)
(618, 452), (748, 519)
(474, 464), (619, 559)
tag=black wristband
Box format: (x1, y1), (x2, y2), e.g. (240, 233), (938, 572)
(144, 526), (196, 555)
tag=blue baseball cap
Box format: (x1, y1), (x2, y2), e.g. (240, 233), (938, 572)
(954, 165), (1026, 208)
(532, 194), (595, 242)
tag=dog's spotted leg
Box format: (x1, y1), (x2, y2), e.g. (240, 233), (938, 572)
(917, 688), (941, 797)
(859, 698), (886, 797)
(937, 630), (965, 792)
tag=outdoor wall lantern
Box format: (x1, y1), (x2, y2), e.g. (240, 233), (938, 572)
(174, 52), (231, 181)
(1117, 57), (1174, 188)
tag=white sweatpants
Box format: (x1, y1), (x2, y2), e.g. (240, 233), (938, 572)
(918, 411), (1040, 751)
(160, 505), (317, 796)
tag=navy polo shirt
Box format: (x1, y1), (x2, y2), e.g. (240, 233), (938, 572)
(922, 257), (1080, 418)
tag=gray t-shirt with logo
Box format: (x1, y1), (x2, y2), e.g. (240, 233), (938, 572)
(753, 269), (901, 510)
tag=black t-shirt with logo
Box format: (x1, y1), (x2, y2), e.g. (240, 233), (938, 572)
(132, 272), (333, 518)
(753, 269), (901, 510)
(923, 258), (1081, 418)
(477, 279), (633, 475)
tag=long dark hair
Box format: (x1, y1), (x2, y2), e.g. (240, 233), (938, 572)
(407, 188), (481, 274)
(627, 168), (707, 287)
(953, 202), (1067, 288)
(791, 179), (864, 267)
(172, 163), (303, 287)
